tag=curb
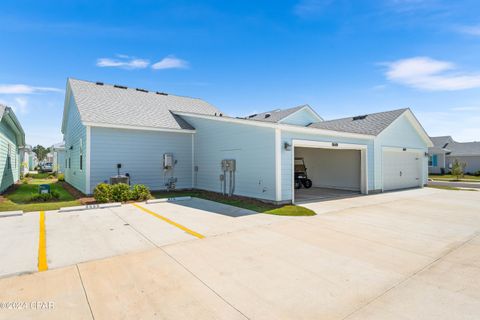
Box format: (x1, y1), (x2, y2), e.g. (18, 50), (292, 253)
(146, 196), (192, 204)
(0, 210), (23, 218)
(59, 202), (122, 213)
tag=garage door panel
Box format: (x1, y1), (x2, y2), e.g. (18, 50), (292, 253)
(383, 151), (421, 191)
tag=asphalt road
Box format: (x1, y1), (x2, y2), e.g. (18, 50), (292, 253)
(429, 180), (480, 189)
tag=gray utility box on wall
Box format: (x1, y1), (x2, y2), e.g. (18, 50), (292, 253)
(221, 159), (236, 172)
(110, 175), (129, 185)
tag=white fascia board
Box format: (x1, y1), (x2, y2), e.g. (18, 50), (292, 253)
(174, 112), (374, 140)
(61, 81), (72, 134)
(292, 139), (368, 150)
(83, 122), (196, 134)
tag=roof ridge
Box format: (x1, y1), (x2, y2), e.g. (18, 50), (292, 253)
(68, 77), (206, 102)
(320, 108), (408, 123)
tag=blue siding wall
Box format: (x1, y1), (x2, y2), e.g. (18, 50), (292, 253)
(182, 116), (277, 201)
(0, 118), (20, 193)
(375, 114), (429, 188)
(279, 108), (319, 126)
(63, 94), (87, 193)
(281, 131), (374, 201)
(90, 127), (193, 193)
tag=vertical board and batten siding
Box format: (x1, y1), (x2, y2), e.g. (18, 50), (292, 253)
(279, 108), (318, 126)
(374, 114), (429, 189)
(63, 95), (87, 194)
(181, 116), (277, 201)
(90, 127), (193, 193)
(0, 118), (19, 192)
(281, 131), (373, 201)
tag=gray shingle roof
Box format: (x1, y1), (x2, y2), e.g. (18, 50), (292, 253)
(68, 79), (222, 130)
(430, 136), (454, 148)
(308, 108), (408, 136)
(430, 136), (480, 156)
(244, 105), (308, 123)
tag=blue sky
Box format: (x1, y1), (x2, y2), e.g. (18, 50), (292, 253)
(1, 0), (480, 146)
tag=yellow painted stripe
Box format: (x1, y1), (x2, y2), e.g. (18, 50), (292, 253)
(38, 211), (48, 272)
(132, 203), (205, 239)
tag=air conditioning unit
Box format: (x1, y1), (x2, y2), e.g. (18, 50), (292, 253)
(110, 175), (129, 185)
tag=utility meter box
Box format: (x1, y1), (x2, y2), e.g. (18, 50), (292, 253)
(221, 159), (236, 172)
(163, 153), (174, 169)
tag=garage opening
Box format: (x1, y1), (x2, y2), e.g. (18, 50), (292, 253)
(292, 141), (368, 203)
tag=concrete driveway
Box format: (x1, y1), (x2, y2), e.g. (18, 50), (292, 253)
(0, 188), (479, 320)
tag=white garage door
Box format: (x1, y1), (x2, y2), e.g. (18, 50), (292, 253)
(383, 150), (422, 191)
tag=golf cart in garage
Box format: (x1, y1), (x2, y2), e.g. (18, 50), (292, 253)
(294, 157), (313, 189)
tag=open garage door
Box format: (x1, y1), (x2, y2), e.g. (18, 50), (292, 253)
(292, 140), (368, 203)
(383, 149), (422, 191)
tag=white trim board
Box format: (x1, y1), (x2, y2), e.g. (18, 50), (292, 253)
(175, 111), (375, 140)
(275, 128), (282, 201)
(83, 121), (196, 134)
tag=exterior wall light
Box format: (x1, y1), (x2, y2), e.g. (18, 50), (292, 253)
(284, 142), (292, 151)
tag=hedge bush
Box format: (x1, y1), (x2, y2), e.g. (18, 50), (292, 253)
(131, 184), (152, 201)
(93, 183), (112, 203)
(57, 173), (65, 181)
(111, 183), (132, 202)
(30, 190), (60, 202)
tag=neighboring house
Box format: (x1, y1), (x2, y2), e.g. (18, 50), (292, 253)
(19, 144), (32, 175)
(51, 142), (66, 173)
(429, 136), (480, 174)
(28, 151), (38, 171)
(61, 79), (432, 203)
(0, 105), (26, 193)
(45, 152), (54, 163)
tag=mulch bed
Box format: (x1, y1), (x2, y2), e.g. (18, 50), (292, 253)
(58, 181), (96, 205)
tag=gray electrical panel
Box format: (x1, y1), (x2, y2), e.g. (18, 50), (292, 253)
(221, 159), (236, 172)
(163, 153), (174, 169)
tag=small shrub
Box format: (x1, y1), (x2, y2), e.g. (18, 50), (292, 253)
(30, 191), (60, 202)
(131, 184), (152, 201)
(111, 183), (132, 202)
(21, 178), (29, 184)
(93, 183), (112, 203)
(57, 173), (65, 181)
(48, 174), (55, 179)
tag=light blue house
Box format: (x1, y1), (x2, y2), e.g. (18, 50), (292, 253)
(61, 79), (432, 203)
(0, 105), (25, 193)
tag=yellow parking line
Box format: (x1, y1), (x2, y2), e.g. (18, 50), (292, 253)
(38, 211), (48, 272)
(132, 203), (205, 239)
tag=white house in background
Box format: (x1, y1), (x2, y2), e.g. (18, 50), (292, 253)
(61, 78), (432, 203)
(19, 144), (32, 175)
(51, 142), (66, 173)
(428, 136), (480, 174)
(28, 150), (38, 171)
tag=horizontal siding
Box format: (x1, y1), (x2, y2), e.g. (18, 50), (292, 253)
(0, 118), (20, 193)
(63, 94), (87, 193)
(281, 131), (373, 201)
(90, 127), (193, 193)
(446, 155), (480, 174)
(182, 116), (276, 201)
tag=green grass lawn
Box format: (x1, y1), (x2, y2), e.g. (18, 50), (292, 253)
(0, 179), (81, 212)
(427, 185), (478, 192)
(152, 190), (316, 216)
(429, 174), (480, 181)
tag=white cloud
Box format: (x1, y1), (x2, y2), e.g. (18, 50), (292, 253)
(451, 106), (480, 111)
(293, 0), (333, 17)
(383, 56), (480, 91)
(0, 84), (62, 94)
(456, 25), (480, 36)
(12, 97), (29, 114)
(152, 56), (189, 70)
(96, 55), (150, 69)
